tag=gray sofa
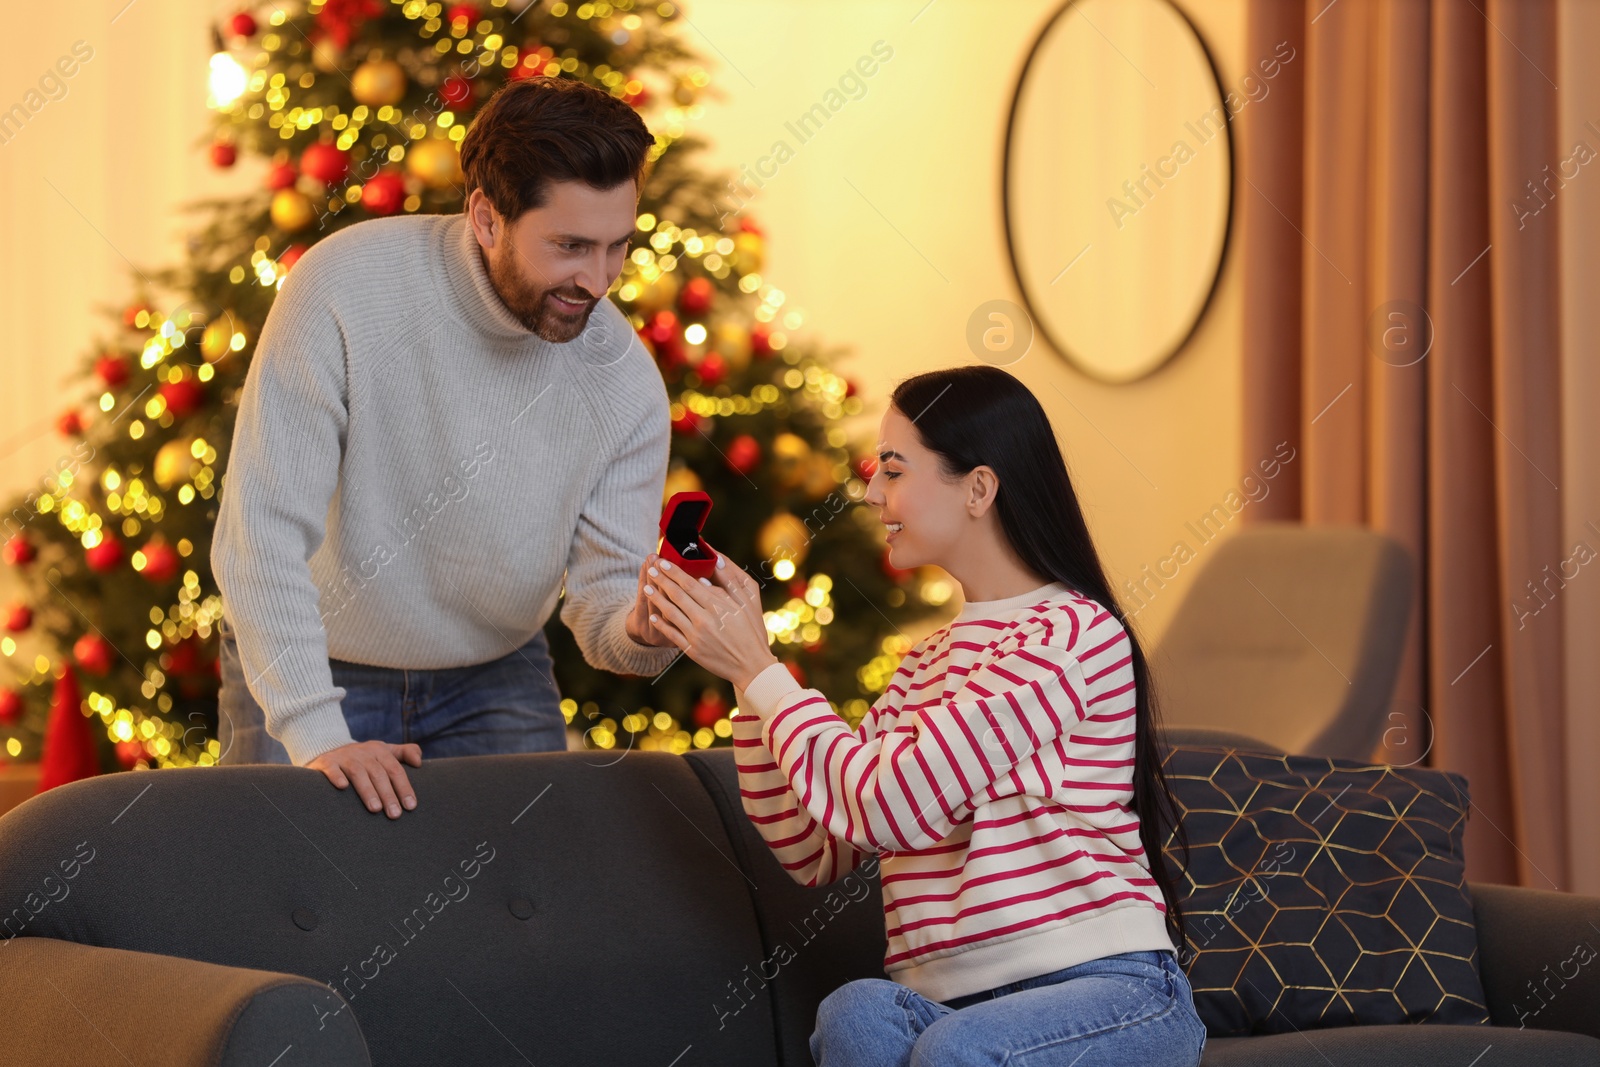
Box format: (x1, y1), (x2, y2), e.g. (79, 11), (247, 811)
(0, 728), (1596, 1066)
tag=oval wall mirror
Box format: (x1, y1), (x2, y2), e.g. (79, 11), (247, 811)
(1004, 0), (1233, 383)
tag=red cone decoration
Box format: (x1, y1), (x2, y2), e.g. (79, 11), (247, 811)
(36, 666), (99, 794)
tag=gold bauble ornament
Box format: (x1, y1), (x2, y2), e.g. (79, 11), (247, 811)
(352, 59), (407, 106)
(312, 38), (344, 74)
(633, 270), (680, 316)
(662, 465), (703, 504)
(200, 311), (249, 364)
(271, 188), (315, 232)
(406, 138), (464, 190)
(771, 432), (812, 489)
(731, 231), (765, 274)
(802, 453), (837, 500)
(712, 320), (752, 370)
(154, 438), (195, 490)
(757, 512), (810, 566)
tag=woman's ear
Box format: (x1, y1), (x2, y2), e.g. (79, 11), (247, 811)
(966, 466), (1000, 517)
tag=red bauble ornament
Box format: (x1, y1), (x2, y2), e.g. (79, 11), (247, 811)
(696, 352), (727, 388)
(641, 310), (685, 367)
(671, 409), (705, 436)
(95, 352), (129, 387)
(621, 84), (649, 108)
(300, 142), (350, 185)
(725, 434), (761, 476)
(160, 378), (206, 419)
(164, 637), (205, 677)
(855, 456), (877, 481)
(73, 633), (114, 676)
(361, 171), (406, 216)
(210, 141), (238, 168)
(138, 539), (180, 583)
(845, 378), (859, 398)
(4, 604), (32, 633)
(782, 661), (806, 687)
(278, 244), (307, 271)
(122, 303), (150, 328)
(738, 218), (765, 236)
(439, 74), (474, 109)
(266, 161), (299, 190)
(115, 740), (146, 770)
(691, 691), (727, 729)
(0, 689), (22, 726)
(85, 534), (124, 574)
(57, 409), (84, 436)
(678, 277), (715, 316)
(3, 535), (36, 567)
(750, 324), (774, 358)
(643, 309), (679, 342)
(446, 3), (480, 25)
(228, 11), (258, 36)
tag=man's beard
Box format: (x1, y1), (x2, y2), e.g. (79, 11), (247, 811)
(484, 243), (599, 343)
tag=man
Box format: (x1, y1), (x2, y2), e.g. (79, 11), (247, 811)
(212, 78), (678, 818)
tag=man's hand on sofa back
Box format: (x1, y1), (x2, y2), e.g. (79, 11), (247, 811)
(306, 740), (421, 818)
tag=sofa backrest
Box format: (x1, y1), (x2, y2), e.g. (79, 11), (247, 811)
(684, 749), (891, 1067)
(0, 751), (780, 1067)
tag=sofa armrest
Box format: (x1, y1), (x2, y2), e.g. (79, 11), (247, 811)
(1471, 881), (1600, 1039)
(0, 937), (369, 1066)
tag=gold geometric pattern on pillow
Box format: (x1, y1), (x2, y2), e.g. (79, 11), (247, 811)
(1159, 745), (1492, 1036)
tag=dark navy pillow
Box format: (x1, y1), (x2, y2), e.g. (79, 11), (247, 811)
(1160, 745), (1491, 1037)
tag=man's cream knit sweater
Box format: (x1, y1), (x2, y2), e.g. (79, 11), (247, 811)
(212, 211), (676, 766)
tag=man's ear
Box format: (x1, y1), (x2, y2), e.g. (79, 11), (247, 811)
(466, 188), (500, 249)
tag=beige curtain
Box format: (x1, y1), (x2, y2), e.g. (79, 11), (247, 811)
(1238, 0), (1570, 889)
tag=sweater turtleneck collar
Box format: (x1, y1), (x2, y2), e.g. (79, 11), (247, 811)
(955, 581), (1072, 622)
(440, 211), (543, 343)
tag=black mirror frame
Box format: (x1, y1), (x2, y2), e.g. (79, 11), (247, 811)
(1001, 0), (1237, 384)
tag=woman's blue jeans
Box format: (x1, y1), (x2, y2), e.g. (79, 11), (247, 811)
(810, 949), (1206, 1067)
(215, 614), (567, 764)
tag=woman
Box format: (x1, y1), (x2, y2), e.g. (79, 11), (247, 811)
(643, 366), (1205, 1066)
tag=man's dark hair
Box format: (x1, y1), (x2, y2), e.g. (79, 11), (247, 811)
(459, 77), (655, 221)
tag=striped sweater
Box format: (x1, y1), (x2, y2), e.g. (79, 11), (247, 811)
(730, 580), (1175, 1002)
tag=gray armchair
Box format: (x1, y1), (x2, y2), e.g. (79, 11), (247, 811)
(1153, 523), (1414, 759)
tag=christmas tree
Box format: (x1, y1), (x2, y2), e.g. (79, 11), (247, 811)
(0, 0), (941, 774)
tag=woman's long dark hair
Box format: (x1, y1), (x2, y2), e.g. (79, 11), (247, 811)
(890, 365), (1189, 953)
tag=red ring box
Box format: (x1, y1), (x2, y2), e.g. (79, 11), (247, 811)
(659, 490), (719, 579)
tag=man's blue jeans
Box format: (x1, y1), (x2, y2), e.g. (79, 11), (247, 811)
(215, 614), (567, 765)
(810, 948), (1206, 1066)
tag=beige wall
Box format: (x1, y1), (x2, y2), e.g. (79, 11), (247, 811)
(0, 0), (247, 604)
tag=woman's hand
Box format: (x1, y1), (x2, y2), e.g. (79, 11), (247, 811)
(644, 553), (778, 690)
